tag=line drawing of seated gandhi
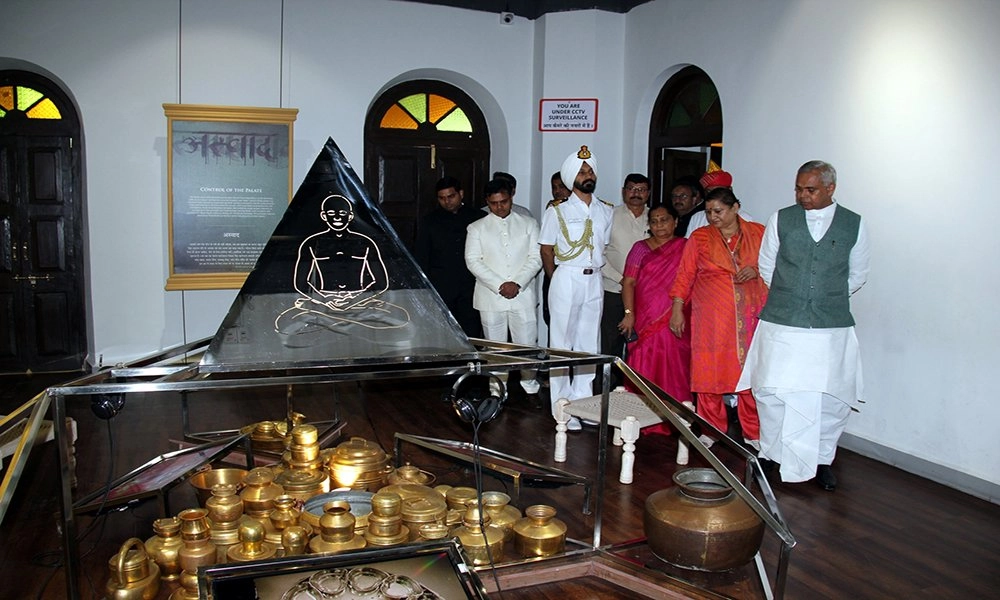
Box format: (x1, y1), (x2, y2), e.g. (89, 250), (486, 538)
(274, 194), (409, 341)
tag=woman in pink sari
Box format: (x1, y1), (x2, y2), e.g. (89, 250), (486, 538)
(618, 204), (692, 436)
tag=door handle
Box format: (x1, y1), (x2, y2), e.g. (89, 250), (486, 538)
(12, 274), (52, 288)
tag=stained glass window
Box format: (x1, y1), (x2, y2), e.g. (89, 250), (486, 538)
(0, 85), (63, 120)
(379, 92), (471, 133)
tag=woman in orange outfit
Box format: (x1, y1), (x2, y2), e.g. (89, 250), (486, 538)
(669, 187), (768, 448)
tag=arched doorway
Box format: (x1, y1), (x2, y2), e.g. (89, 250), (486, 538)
(648, 66), (723, 206)
(0, 70), (86, 374)
(364, 80), (490, 250)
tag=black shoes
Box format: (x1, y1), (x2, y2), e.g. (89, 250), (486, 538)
(817, 464), (837, 491)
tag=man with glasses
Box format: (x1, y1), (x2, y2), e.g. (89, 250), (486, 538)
(600, 174), (652, 371)
(671, 176), (706, 237)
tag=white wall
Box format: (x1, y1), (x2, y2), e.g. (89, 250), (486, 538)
(3, 0), (998, 491)
(625, 0), (1000, 489)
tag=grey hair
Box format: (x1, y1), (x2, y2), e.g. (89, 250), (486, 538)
(798, 160), (837, 186)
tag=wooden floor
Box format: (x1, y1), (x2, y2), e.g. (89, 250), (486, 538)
(2, 372), (999, 600)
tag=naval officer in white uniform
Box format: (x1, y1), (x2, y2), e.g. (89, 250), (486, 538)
(539, 146), (613, 430)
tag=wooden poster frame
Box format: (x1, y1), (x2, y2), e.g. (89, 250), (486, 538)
(164, 104), (298, 290)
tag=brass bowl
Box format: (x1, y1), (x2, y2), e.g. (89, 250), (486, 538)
(189, 468), (248, 507)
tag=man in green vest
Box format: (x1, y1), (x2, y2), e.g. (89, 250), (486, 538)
(736, 161), (870, 491)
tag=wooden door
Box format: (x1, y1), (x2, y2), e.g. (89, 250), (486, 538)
(0, 135), (86, 373)
(368, 142), (487, 250)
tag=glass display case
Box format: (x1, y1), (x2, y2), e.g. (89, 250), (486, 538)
(33, 138), (795, 598)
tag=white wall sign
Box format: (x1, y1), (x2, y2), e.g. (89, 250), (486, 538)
(538, 98), (598, 131)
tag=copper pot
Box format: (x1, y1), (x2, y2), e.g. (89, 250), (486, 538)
(644, 468), (764, 571)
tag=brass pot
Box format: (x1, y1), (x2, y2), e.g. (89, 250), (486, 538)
(281, 525), (309, 557)
(240, 467), (285, 518)
(644, 468), (764, 571)
(106, 538), (161, 600)
(309, 502), (367, 554)
(244, 420), (289, 454)
(400, 494), (448, 541)
(302, 490), (373, 532)
(365, 491), (409, 547)
(327, 437), (390, 491)
(453, 505), (505, 566)
(482, 491), (521, 542)
(227, 519), (277, 562)
(205, 483), (243, 562)
(189, 468), (247, 507)
(513, 505), (566, 558)
(144, 517), (183, 583)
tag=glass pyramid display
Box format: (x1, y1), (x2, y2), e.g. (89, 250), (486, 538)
(201, 138), (476, 371)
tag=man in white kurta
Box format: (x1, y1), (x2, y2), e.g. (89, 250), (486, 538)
(737, 160), (870, 490)
(539, 146), (613, 430)
(465, 178), (543, 395)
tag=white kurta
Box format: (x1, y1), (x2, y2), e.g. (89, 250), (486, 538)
(737, 201), (870, 482)
(465, 210), (543, 393)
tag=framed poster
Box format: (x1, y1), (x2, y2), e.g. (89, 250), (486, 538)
(164, 104), (298, 290)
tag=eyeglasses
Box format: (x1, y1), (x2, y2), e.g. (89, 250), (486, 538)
(625, 185), (649, 193)
(670, 193), (691, 200)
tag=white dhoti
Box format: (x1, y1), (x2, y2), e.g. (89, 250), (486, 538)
(547, 266), (603, 412)
(755, 390), (852, 482)
(737, 321), (863, 482)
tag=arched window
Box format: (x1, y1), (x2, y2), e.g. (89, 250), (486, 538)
(648, 66), (722, 205)
(0, 84), (63, 120)
(379, 92), (473, 133)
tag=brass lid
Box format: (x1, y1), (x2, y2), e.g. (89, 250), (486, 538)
(330, 437), (386, 466)
(387, 464), (436, 486)
(445, 486), (478, 511)
(378, 483), (436, 501)
(243, 467), (276, 487)
(400, 494), (447, 523)
(151, 516), (181, 537)
(370, 491), (402, 517)
(274, 468), (329, 492)
(290, 424), (318, 445)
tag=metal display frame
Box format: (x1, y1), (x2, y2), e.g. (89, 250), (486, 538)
(41, 337), (794, 599)
(393, 433), (593, 513)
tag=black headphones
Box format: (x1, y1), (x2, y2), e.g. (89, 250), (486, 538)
(447, 372), (507, 425)
(91, 393), (126, 420)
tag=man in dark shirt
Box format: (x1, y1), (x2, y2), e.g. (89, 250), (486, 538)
(414, 176), (485, 338)
(671, 175), (706, 237)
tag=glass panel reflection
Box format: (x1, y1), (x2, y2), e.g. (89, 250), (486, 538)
(202, 138), (476, 371)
